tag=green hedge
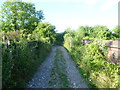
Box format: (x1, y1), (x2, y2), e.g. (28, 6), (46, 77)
(2, 40), (52, 88)
(64, 40), (119, 88)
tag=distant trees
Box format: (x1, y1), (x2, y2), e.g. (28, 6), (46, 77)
(92, 25), (112, 40)
(77, 26), (91, 39)
(112, 26), (120, 40)
(55, 32), (65, 45)
(32, 22), (56, 43)
(76, 25), (113, 40)
(63, 25), (119, 52)
(1, 0), (44, 33)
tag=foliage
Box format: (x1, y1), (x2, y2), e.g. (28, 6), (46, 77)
(6, 30), (22, 41)
(77, 26), (93, 39)
(54, 32), (65, 45)
(1, 0), (119, 88)
(32, 22), (56, 43)
(0, 0), (44, 33)
(75, 25), (118, 40)
(1, 0), (57, 89)
(74, 25), (120, 40)
(63, 28), (76, 51)
(63, 27), (119, 88)
(112, 26), (120, 40)
(2, 40), (51, 88)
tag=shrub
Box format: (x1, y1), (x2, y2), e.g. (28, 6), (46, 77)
(2, 40), (51, 88)
(64, 37), (119, 88)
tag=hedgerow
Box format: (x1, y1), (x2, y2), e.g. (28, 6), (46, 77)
(63, 28), (119, 88)
(2, 40), (51, 88)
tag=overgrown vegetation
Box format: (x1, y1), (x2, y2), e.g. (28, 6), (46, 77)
(1, 0), (119, 88)
(54, 32), (65, 45)
(1, 0), (56, 88)
(2, 40), (51, 88)
(63, 26), (119, 88)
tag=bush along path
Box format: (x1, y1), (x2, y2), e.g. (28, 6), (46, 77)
(27, 46), (88, 88)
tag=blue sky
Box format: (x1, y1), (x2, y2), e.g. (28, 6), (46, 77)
(0, 0), (119, 32)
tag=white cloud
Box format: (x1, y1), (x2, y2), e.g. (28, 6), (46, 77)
(84, 0), (100, 6)
(99, 0), (119, 11)
(74, 0), (100, 8)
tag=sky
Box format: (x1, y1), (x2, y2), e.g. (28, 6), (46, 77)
(0, 0), (119, 32)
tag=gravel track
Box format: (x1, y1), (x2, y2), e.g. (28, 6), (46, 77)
(27, 46), (56, 88)
(60, 46), (88, 88)
(27, 46), (88, 88)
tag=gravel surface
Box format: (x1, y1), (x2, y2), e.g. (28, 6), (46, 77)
(60, 46), (88, 88)
(27, 46), (56, 88)
(27, 46), (88, 88)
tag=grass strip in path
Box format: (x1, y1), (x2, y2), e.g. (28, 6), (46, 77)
(48, 48), (69, 88)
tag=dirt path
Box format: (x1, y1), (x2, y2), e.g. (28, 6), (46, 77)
(27, 46), (88, 88)
(27, 46), (56, 88)
(60, 46), (88, 88)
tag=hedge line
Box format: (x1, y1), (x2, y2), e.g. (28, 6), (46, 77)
(64, 41), (119, 88)
(2, 40), (52, 88)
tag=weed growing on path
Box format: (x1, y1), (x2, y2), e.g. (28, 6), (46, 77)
(48, 48), (69, 88)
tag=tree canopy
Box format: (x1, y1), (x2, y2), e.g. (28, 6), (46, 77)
(0, 1), (44, 32)
(112, 26), (120, 39)
(32, 22), (56, 43)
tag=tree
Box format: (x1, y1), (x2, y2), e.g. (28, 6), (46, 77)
(77, 26), (87, 39)
(0, 0), (44, 33)
(32, 22), (56, 43)
(55, 32), (65, 45)
(112, 26), (120, 39)
(64, 28), (75, 38)
(76, 26), (94, 39)
(93, 25), (112, 40)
